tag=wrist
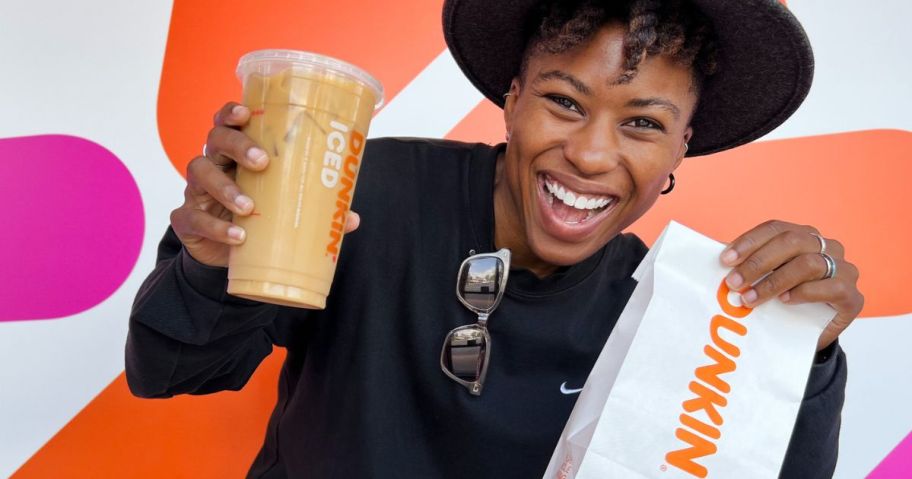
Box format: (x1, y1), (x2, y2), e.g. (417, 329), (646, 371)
(814, 340), (838, 365)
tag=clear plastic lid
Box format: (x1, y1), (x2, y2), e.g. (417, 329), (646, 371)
(236, 49), (385, 108)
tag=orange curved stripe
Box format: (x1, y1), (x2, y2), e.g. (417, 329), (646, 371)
(158, 0), (446, 178)
(13, 351), (285, 479)
(627, 129), (911, 318)
(445, 99), (504, 146)
(445, 99), (910, 317)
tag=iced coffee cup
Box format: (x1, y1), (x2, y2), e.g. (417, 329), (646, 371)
(228, 49), (383, 309)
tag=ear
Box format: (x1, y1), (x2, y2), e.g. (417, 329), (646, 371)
(674, 127), (693, 170)
(503, 78), (521, 139)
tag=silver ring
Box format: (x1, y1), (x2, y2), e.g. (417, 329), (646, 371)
(202, 143), (208, 157)
(821, 253), (837, 280)
(810, 232), (827, 254)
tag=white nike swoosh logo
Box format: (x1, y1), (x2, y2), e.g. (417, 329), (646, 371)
(560, 382), (583, 395)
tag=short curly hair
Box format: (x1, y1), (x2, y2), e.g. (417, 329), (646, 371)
(520, 0), (719, 92)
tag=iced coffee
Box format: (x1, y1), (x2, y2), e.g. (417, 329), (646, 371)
(228, 50), (383, 309)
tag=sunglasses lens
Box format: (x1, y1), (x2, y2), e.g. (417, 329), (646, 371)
(457, 257), (504, 312)
(443, 326), (487, 380)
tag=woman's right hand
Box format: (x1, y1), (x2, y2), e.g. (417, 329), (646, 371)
(170, 102), (361, 267)
(169, 102), (267, 267)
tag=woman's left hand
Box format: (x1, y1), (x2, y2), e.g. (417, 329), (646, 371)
(720, 220), (864, 351)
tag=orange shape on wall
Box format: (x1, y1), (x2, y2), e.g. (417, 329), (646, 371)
(446, 106), (912, 318)
(628, 129), (911, 319)
(16, 1), (447, 477)
(157, 0), (447, 177)
(13, 351), (286, 478)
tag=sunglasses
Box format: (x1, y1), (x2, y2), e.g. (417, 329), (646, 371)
(440, 248), (511, 396)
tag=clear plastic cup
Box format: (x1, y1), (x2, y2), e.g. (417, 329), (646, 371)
(227, 49), (383, 309)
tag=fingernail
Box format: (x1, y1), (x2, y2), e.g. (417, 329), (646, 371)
(779, 291), (791, 303)
(234, 194), (253, 211)
(247, 147), (267, 166)
(232, 105), (249, 116)
(721, 248), (738, 264)
(227, 225), (246, 241)
(742, 289), (758, 304)
(726, 271), (743, 289)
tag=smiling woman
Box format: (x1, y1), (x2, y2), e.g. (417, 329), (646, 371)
(498, 20), (703, 275)
(486, 1), (725, 276)
(125, 0), (863, 477)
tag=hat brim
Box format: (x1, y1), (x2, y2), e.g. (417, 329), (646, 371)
(443, 0), (814, 157)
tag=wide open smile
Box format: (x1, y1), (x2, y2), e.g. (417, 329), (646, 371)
(535, 172), (620, 241)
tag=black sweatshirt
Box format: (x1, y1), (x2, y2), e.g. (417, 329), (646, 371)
(126, 138), (846, 478)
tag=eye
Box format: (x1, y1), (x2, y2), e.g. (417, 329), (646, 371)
(624, 118), (665, 131)
(546, 95), (582, 114)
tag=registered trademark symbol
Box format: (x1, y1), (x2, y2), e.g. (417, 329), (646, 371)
(660, 464), (668, 472)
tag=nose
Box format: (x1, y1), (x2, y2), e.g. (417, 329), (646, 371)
(562, 120), (621, 176)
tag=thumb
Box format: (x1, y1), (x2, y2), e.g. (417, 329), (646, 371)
(344, 211), (361, 234)
(816, 312), (850, 351)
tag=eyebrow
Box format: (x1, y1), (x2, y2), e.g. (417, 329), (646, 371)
(534, 70), (683, 119)
(534, 70), (592, 96)
(625, 97), (681, 120)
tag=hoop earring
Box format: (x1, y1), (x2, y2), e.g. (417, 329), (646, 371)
(660, 174), (675, 195)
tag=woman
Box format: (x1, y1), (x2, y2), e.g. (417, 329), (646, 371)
(128, 0), (863, 477)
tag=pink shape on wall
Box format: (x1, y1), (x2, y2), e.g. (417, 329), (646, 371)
(0, 135), (144, 321)
(868, 431), (912, 478)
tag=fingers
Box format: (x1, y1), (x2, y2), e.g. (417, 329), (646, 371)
(205, 125), (269, 171)
(213, 102), (251, 128)
(816, 312), (860, 351)
(735, 253), (829, 307)
(724, 228), (821, 292)
(345, 211), (361, 234)
(780, 264), (863, 310)
(783, 275), (864, 351)
(721, 220), (859, 306)
(207, 102), (269, 171)
(722, 220), (820, 265)
(822, 238), (845, 258)
(185, 155), (255, 216)
(170, 206), (246, 246)
(721, 220), (863, 352)
(723, 219), (846, 261)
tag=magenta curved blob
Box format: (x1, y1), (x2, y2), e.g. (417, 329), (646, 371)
(0, 135), (144, 321)
(868, 431), (912, 478)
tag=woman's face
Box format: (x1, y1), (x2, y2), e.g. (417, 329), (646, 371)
(497, 22), (697, 272)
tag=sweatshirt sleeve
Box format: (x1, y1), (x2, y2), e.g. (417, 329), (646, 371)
(778, 341), (847, 478)
(125, 227), (284, 398)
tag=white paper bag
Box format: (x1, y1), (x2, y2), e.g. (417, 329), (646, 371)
(544, 221), (833, 479)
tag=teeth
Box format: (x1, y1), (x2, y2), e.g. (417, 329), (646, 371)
(544, 177), (613, 211)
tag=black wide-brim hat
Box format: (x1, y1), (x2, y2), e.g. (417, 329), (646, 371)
(443, 0), (814, 157)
